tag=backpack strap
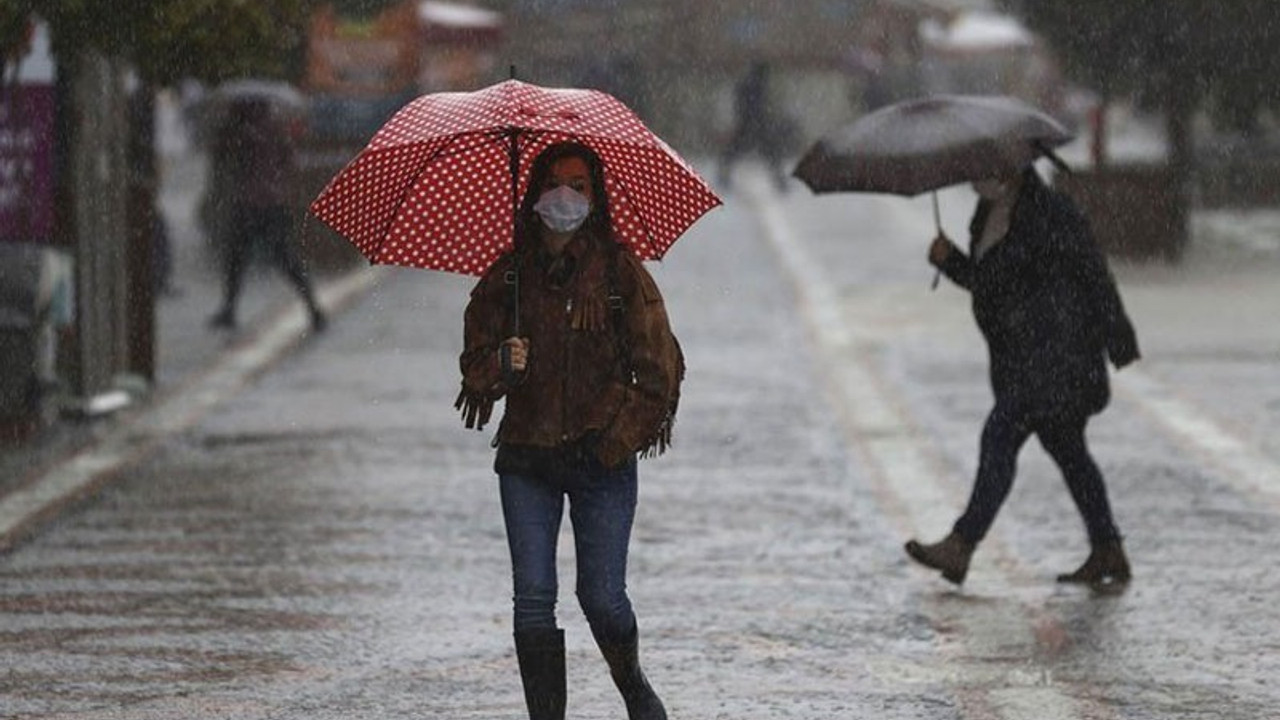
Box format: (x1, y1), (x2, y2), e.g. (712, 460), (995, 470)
(500, 258), (525, 387)
(604, 243), (635, 384)
(604, 244), (685, 459)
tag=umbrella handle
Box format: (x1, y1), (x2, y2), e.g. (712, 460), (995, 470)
(500, 345), (523, 387)
(930, 191), (942, 291)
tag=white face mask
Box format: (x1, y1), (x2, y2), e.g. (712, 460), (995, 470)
(533, 185), (591, 234)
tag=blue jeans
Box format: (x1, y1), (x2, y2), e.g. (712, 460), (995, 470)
(499, 457), (639, 645)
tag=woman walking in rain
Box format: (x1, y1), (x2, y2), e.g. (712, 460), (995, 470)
(207, 98), (326, 332)
(456, 141), (683, 720)
(905, 164), (1140, 588)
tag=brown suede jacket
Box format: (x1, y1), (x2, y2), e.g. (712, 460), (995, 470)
(456, 231), (684, 469)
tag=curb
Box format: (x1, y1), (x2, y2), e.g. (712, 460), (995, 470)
(0, 266), (388, 553)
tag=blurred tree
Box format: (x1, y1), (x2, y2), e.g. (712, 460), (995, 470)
(0, 9), (29, 63)
(1008, 1), (1280, 176)
(0, 0), (321, 388)
(0, 0), (313, 84)
(329, 0), (402, 20)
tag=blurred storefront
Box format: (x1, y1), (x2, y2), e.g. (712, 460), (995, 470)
(299, 1), (503, 270)
(304, 0), (503, 143)
(497, 0), (949, 155)
(0, 19), (74, 433)
(918, 10), (1065, 118)
(1, 14), (153, 439)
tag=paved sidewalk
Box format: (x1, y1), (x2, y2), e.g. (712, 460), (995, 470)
(6, 155), (1278, 550)
(3, 166), (1279, 719)
(758, 167), (1280, 497)
(0, 150), (380, 550)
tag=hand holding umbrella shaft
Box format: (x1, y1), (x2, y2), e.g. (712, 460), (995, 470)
(501, 337), (530, 373)
(929, 234), (954, 267)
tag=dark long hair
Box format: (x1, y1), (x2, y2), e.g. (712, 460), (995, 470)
(514, 141), (613, 252)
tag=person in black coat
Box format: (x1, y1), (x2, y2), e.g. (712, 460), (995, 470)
(717, 61), (790, 192)
(207, 98), (326, 333)
(905, 165), (1140, 588)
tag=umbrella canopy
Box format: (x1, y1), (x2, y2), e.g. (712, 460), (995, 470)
(309, 79), (721, 276)
(792, 94), (1073, 197)
(194, 79), (307, 146)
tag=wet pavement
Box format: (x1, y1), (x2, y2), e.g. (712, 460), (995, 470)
(2, 163), (1280, 719)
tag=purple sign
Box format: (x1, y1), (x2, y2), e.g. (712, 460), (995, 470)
(0, 83), (56, 243)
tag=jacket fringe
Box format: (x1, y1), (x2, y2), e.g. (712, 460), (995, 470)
(639, 340), (686, 459)
(638, 395), (680, 459)
(638, 413), (674, 459)
(570, 293), (610, 333)
(454, 386), (495, 430)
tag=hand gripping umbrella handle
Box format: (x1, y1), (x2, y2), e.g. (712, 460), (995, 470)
(500, 344), (523, 387)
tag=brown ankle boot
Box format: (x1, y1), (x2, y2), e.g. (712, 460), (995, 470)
(1057, 540), (1131, 587)
(905, 532), (974, 585)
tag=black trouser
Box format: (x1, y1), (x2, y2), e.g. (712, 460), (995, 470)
(219, 204), (317, 314)
(952, 402), (1121, 546)
(717, 125), (787, 189)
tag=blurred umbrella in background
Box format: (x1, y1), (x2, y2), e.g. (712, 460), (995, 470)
(208, 78), (307, 111)
(194, 78), (308, 144)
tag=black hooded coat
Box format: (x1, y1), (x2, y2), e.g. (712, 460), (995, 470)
(936, 170), (1140, 420)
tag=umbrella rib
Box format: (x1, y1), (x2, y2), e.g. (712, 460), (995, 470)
(369, 128), (546, 265)
(611, 167), (659, 258)
(367, 130), (479, 265)
(561, 136), (660, 259)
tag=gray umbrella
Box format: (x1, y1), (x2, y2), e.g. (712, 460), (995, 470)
(792, 93), (1073, 199)
(194, 79), (308, 146)
(793, 94), (1073, 288)
(208, 78), (307, 112)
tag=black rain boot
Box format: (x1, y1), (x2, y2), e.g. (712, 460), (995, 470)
(598, 624), (667, 720)
(514, 628), (566, 720)
(1057, 539), (1131, 587)
(905, 532), (975, 585)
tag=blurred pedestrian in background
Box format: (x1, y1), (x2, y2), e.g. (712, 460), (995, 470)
(906, 164), (1140, 589)
(717, 61), (790, 193)
(207, 98), (325, 332)
(456, 141), (683, 720)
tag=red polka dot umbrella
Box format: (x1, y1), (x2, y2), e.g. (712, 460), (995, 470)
(309, 79), (722, 276)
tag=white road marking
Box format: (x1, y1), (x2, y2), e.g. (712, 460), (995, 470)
(753, 186), (966, 535)
(1115, 368), (1280, 508)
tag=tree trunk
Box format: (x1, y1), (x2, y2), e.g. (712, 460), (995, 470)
(126, 82), (156, 383)
(1165, 92), (1195, 188)
(1162, 87), (1194, 261)
(64, 51), (131, 407)
(1089, 98), (1108, 168)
